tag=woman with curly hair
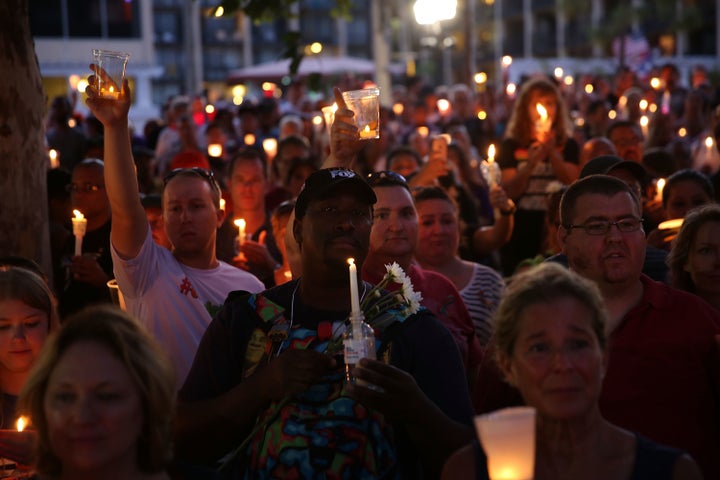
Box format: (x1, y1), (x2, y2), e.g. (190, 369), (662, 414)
(497, 76), (580, 274)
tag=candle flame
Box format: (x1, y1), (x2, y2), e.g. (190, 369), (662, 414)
(487, 144), (496, 163)
(73, 209), (85, 220)
(219, 198), (226, 211)
(234, 218), (246, 229)
(536, 103), (548, 120)
(109, 85), (115, 93)
(16, 416), (28, 432)
(640, 115), (649, 127)
(416, 126), (429, 138)
(207, 144), (223, 157)
(392, 102), (404, 115)
(363, 125), (371, 134)
(437, 98), (450, 113)
(347, 258), (355, 267)
(244, 133), (256, 145)
(705, 136), (714, 148)
(639, 99), (649, 111)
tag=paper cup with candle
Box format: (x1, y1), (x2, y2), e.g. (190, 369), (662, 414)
(475, 406), (536, 480)
(92, 49), (130, 100)
(341, 88), (380, 140)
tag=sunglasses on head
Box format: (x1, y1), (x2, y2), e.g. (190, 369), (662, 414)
(366, 170), (408, 188)
(163, 167), (219, 191)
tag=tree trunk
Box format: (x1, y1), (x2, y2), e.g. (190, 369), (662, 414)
(0, 0), (51, 274)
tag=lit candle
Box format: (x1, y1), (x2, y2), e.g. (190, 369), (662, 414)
(234, 218), (246, 245)
(640, 115), (649, 139)
(655, 178), (666, 202)
(207, 143), (223, 158)
(535, 103), (551, 135)
(416, 126), (429, 138)
(505, 83), (517, 98)
(16, 416), (28, 432)
(72, 209), (87, 256)
(347, 258), (361, 316)
(49, 149), (60, 169)
(486, 144), (497, 187)
(101, 84), (120, 100)
(219, 198), (226, 211)
(392, 102), (404, 116)
(244, 133), (256, 145)
(262, 138), (278, 159)
(437, 98), (451, 116)
(359, 124), (375, 139)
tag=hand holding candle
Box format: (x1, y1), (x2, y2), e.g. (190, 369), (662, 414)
(72, 209), (87, 256)
(535, 103), (552, 136)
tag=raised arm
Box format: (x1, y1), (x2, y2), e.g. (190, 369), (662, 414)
(323, 87), (363, 169)
(85, 70), (148, 259)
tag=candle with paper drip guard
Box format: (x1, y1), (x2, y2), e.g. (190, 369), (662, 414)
(484, 144), (499, 188)
(72, 209), (87, 256)
(343, 258), (376, 384)
(535, 103), (551, 135)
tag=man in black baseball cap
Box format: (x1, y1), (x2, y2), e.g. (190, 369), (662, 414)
(580, 154), (647, 200)
(294, 167), (376, 219)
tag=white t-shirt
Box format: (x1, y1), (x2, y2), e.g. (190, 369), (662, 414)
(112, 229), (264, 386)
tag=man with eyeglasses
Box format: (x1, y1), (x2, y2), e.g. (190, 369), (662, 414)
(558, 174), (720, 479)
(53, 158), (114, 317)
(85, 78), (264, 387)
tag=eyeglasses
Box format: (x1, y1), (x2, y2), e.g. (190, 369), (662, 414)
(366, 170), (407, 187)
(565, 218), (644, 235)
(66, 183), (105, 193)
(163, 167), (220, 193)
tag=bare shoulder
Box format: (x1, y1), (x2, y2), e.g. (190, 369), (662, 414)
(672, 453), (703, 480)
(441, 443), (476, 480)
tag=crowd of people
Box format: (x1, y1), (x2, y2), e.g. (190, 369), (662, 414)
(4, 59), (719, 478)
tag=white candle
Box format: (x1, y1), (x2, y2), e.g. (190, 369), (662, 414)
(640, 115), (649, 139)
(72, 209), (87, 256)
(49, 149), (60, 169)
(234, 218), (246, 245)
(219, 198), (226, 211)
(486, 144), (497, 188)
(347, 258), (361, 316)
(207, 143), (223, 157)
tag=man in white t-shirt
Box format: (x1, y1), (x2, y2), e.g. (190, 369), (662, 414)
(85, 74), (263, 386)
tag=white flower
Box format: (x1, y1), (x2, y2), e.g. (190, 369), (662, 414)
(404, 289), (423, 315)
(385, 262), (404, 283)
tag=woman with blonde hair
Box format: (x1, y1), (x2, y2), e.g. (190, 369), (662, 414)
(18, 305), (175, 480)
(498, 77), (580, 274)
(667, 203), (720, 311)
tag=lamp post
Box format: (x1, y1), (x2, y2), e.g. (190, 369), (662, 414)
(414, 0), (457, 85)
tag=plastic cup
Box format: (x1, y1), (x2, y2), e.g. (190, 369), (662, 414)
(341, 88), (380, 140)
(475, 407), (536, 480)
(92, 49), (130, 99)
(107, 279), (127, 311)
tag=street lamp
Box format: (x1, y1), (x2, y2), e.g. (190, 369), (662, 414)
(413, 0), (457, 85)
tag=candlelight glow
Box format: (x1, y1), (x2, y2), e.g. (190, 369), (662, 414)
(640, 116), (649, 128)
(658, 218), (683, 230)
(16, 416), (28, 432)
(309, 42), (323, 54)
(678, 127), (687, 137)
(234, 218), (246, 229)
(705, 136), (714, 148)
(477, 110), (487, 120)
(205, 104), (215, 115)
(506, 83), (516, 96)
(618, 96), (627, 108)
(219, 198), (226, 211)
(262, 138), (278, 158)
(244, 133), (256, 145)
(208, 144), (223, 157)
(639, 99), (649, 111)
(312, 114), (323, 126)
(73, 209), (85, 220)
(608, 110), (617, 120)
(554, 67), (563, 79)
(584, 84), (594, 94)
(656, 178), (666, 202)
(392, 102), (404, 115)
(68, 74), (80, 90)
(437, 98), (450, 114)
(649, 103), (657, 113)
(563, 75), (574, 86)
(214, 6), (224, 16)
(474, 72), (488, 84)
(347, 258), (355, 267)
(487, 144), (496, 163)
(417, 126), (429, 138)
(650, 77), (661, 89)
(49, 149), (60, 169)
(536, 103), (548, 120)
(501, 55), (512, 68)
(77, 79), (89, 93)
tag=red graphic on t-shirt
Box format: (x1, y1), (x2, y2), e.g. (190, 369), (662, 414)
(179, 277), (199, 298)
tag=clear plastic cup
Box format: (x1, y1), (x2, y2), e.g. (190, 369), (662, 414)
(92, 49), (130, 99)
(341, 88), (380, 140)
